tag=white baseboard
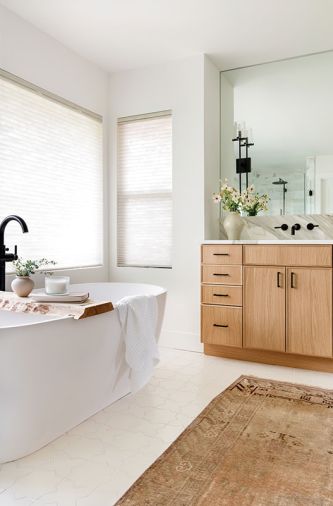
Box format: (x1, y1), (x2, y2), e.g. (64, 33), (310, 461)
(159, 329), (203, 353)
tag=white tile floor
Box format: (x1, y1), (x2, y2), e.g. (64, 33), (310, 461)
(0, 347), (333, 506)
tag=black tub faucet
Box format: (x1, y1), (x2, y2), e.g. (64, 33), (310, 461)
(0, 215), (29, 292)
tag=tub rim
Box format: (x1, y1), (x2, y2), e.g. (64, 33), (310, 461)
(0, 281), (166, 329)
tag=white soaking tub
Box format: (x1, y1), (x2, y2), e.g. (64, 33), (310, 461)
(0, 282), (166, 463)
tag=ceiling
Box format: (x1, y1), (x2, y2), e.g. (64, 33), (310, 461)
(1, 0), (333, 73)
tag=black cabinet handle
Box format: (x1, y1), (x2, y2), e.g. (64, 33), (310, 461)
(212, 273), (229, 276)
(213, 253), (229, 256)
(213, 293), (229, 297)
(277, 271), (283, 288)
(213, 323), (229, 328)
(291, 272), (296, 288)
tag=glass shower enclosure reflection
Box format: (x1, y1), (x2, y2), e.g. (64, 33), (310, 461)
(230, 169), (306, 215)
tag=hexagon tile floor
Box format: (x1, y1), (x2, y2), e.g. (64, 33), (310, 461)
(0, 347), (332, 506)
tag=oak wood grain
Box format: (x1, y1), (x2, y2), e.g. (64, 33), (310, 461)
(204, 344), (333, 373)
(201, 305), (242, 347)
(286, 268), (333, 358)
(201, 245), (242, 265)
(202, 265), (242, 285)
(76, 301), (114, 319)
(243, 245), (332, 267)
(201, 285), (242, 306)
(243, 266), (286, 352)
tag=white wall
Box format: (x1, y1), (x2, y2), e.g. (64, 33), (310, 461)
(204, 57), (220, 240)
(0, 5), (221, 351)
(0, 6), (108, 114)
(109, 55), (219, 351)
(0, 5), (110, 287)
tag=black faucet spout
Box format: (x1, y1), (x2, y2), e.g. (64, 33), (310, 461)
(0, 215), (28, 242)
(291, 223), (301, 236)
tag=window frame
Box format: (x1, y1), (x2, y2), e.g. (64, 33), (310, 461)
(117, 110), (173, 269)
(0, 68), (102, 121)
(0, 67), (105, 273)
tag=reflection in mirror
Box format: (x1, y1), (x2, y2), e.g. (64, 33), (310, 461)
(221, 51), (333, 216)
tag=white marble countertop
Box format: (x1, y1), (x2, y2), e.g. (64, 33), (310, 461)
(219, 214), (333, 242)
(203, 240), (333, 244)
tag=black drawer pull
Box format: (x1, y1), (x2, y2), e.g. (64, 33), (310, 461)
(291, 272), (296, 288)
(213, 323), (229, 328)
(213, 253), (229, 256)
(277, 271), (283, 288)
(213, 293), (229, 297)
(212, 273), (229, 276)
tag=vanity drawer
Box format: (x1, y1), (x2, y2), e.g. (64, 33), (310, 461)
(201, 285), (242, 306)
(202, 244), (242, 265)
(201, 305), (242, 347)
(202, 265), (242, 285)
(244, 245), (332, 267)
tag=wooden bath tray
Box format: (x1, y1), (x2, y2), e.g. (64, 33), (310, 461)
(74, 301), (114, 319)
(0, 291), (114, 320)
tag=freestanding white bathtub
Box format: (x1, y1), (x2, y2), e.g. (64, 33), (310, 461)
(0, 282), (166, 463)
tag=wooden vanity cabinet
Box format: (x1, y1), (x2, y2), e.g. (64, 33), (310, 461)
(286, 268), (332, 358)
(201, 243), (333, 372)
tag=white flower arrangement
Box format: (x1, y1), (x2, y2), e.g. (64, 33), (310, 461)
(212, 181), (242, 213)
(213, 181), (269, 216)
(240, 185), (269, 216)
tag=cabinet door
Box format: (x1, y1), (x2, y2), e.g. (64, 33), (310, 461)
(243, 266), (286, 352)
(287, 268), (332, 358)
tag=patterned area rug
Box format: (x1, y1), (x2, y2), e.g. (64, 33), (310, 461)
(116, 376), (333, 505)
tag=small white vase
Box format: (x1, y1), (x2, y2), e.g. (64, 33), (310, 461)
(11, 276), (34, 297)
(223, 212), (243, 240)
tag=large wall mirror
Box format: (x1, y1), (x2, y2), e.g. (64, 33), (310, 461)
(220, 51), (333, 216)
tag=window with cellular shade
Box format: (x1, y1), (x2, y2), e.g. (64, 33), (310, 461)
(0, 71), (103, 271)
(117, 111), (172, 268)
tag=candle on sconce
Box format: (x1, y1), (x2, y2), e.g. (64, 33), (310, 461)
(240, 122), (247, 138)
(233, 122), (239, 137)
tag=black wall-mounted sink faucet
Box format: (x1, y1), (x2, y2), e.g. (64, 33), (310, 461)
(291, 223), (301, 236)
(274, 224), (289, 231)
(0, 215), (29, 291)
(307, 223), (319, 231)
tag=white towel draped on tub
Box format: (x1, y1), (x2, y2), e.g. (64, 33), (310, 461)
(115, 295), (160, 392)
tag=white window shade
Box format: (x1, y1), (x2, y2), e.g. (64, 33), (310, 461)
(117, 112), (172, 268)
(0, 72), (103, 270)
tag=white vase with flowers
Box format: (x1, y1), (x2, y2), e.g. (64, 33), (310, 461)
(213, 181), (270, 239)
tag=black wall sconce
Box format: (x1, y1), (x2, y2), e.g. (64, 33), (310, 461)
(232, 124), (254, 192)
